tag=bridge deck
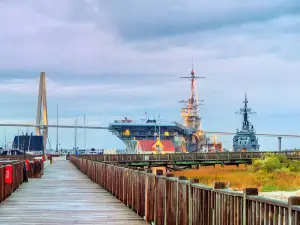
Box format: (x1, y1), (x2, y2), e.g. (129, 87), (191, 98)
(0, 160), (148, 225)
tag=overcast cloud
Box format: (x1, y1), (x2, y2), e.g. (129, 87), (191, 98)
(0, 0), (299, 150)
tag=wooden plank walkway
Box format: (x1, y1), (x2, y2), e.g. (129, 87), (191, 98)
(0, 160), (148, 225)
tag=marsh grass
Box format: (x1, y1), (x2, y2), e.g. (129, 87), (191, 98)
(173, 164), (300, 191)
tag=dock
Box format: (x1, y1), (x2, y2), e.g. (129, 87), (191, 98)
(0, 160), (148, 225)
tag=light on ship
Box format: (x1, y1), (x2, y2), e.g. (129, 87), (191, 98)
(123, 129), (131, 136)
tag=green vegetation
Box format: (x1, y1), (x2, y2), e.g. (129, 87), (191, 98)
(175, 153), (300, 192)
(250, 153), (300, 173)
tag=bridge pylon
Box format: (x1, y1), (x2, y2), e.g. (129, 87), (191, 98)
(36, 72), (48, 155)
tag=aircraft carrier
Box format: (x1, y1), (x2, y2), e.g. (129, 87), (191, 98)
(108, 66), (222, 153)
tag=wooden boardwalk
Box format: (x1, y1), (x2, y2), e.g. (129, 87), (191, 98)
(0, 160), (148, 225)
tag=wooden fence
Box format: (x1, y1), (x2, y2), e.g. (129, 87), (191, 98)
(0, 161), (24, 202)
(70, 156), (300, 225)
(0, 160), (44, 203)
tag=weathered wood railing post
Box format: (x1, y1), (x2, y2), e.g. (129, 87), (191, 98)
(154, 169), (163, 225)
(164, 173), (174, 225)
(288, 196), (300, 225)
(122, 166), (128, 205)
(243, 188), (258, 225)
(213, 182), (226, 225)
(144, 168), (152, 222)
(176, 176), (187, 225)
(130, 167), (138, 211)
(189, 178), (199, 225)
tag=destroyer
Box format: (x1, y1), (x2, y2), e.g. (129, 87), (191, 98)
(233, 93), (259, 152)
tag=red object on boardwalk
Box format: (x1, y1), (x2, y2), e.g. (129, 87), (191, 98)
(25, 160), (29, 171)
(5, 164), (12, 184)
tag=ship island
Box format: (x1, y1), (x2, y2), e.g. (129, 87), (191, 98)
(108, 67), (222, 154)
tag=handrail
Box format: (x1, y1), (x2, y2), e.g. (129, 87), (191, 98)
(77, 151), (300, 165)
(0, 159), (44, 204)
(70, 156), (300, 225)
(0, 161), (24, 203)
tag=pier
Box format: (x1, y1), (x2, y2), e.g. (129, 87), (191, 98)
(0, 159), (148, 225)
(78, 151), (300, 167)
(0, 156), (299, 224)
(71, 156), (300, 224)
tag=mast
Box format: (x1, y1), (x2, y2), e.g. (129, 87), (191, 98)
(179, 64), (205, 130)
(28, 132), (32, 152)
(56, 105), (59, 152)
(74, 117), (78, 152)
(4, 121), (6, 149)
(84, 115), (86, 152)
(237, 93), (255, 131)
(17, 128), (20, 150)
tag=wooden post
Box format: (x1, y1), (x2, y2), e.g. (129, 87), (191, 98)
(189, 178), (199, 225)
(154, 169), (163, 225)
(144, 169), (152, 222)
(111, 166), (114, 195)
(176, 176), (187, 225)
(288, 196), (300, 225)
(243, 188), (258, 225)
(123, 168), (127, 204)
(214, 182), (226, 225)
(214, 182), (226, 189)
(156, 169), (163, 176)
(164, 173), (174, 225)
(131, 167), (138, 210)
(165, 173), (174, 177)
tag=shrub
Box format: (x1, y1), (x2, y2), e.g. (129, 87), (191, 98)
(262, 153), (274, 159)
(288, 160), (300, 172)
(251, 158), (264, 172)
(263, 156), (282, 173)
(275, 167), (291, 173)
(274, 154), (289, 164)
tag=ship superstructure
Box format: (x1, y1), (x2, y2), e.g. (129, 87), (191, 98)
(233, 93), (259, 152)
(109, 117), (190, 153)
(179, 66), (222, 152)
(108, 65), (222, 153)
(179, 66), (205, 131)
(179, 66), (208, 152)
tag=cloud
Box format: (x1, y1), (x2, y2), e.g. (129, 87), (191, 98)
(0, 0), (299, 74)
(99, 0), (300, 40)
(0, 1), (300, 149)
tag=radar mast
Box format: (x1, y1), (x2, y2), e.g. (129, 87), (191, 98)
(179, 65), (205, 130)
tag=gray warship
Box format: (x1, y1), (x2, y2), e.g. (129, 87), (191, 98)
(233, 93), (259, 152)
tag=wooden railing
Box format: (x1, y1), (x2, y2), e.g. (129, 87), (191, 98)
(78, 151), (300, 165)
(0, 161), (24, 202)
(0, 155), (42, 160)
(70, 156), (300, 225)
(0, 159), (44, 203)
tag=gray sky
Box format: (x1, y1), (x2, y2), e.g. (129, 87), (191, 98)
(0, 0), (300, 150)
